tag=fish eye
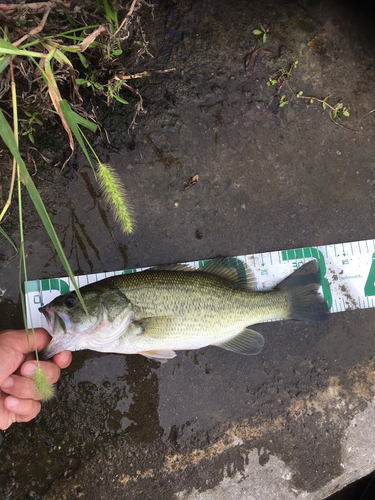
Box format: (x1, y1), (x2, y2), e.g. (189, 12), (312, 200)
(64, 294), (78, 308)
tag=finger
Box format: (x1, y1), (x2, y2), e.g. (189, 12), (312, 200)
(22, 360), (61, 384)
(0, 329), (51, 386)
(0, 328), (51, 353)
(1, 361), (60, 401)
(3, 395), (41, 423)
(1, 374), (40, 400)
(53, 350), (72, 369)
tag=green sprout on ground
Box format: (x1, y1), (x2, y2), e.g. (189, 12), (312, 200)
(253, 25), (267, 44)
(100, 0), (132, 59)
(327, 100), (350, 118)
(76, 71), (105, 92)
(267, 61), (351, 128)
(296, 92), (350, 123)
(20, 111), (44, 144)
(279, 95), (289, 107)
(267, 61), (298, 86)
(267, 76), (277, 86)
(107, 79), (130, 105)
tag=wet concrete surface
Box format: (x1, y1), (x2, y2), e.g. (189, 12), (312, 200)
(1, 0), (375, 498)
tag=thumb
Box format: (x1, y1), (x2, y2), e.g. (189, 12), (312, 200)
(0, 329), (51, 386)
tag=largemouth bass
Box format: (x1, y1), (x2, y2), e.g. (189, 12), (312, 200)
(40, 258), (329, 362)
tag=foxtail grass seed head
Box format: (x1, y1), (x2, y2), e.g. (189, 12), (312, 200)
(34, 366), (55, 401)
(97, 163), (134, 233)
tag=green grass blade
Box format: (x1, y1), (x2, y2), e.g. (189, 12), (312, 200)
(0, 109), (88, 315)
(43, 25), (100, 38)
(59, 100), (94, 168)
(19, 240), (28, 343)
(71, 110), (98, 132)
(78, 52), (88, 68)
(0, 39), (46, 58)
(102, 0), (114, 23)
(0, 226), (18, 257)
(114, 96), (129, 105)
(17, 167), (30, 347)
(0, 55), (10, 73)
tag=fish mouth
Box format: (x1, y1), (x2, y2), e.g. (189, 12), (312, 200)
(38, 305), (73, 360)
(39, 305), (57, 334)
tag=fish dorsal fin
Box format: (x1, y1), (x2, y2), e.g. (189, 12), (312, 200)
(149, 257), (257, 289)
(214, 328), (265, 355)
(198, 257), (257, 290)
(148, 263), (193, 272)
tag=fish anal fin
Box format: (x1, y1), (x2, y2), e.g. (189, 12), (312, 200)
(215, 328), (265, 355)
(138, 349), (177, 363)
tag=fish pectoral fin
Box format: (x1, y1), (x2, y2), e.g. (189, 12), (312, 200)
(138, 349), (177, 363)
(215, 328), (265, 355)
(130, 319), (146, 335)
(132, 316), (174, 337)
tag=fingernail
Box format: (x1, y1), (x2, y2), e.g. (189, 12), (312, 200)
(23, 362), (38, 377)
(6, 396), (19, 408)
(1, 377), (14, 389)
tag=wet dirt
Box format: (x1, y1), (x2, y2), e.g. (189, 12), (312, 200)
(1, 0), (375, 498)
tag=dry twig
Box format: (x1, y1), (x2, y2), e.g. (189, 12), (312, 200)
(0, 0), (70, 12)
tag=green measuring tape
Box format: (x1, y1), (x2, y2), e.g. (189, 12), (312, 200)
(26, 238), (375, 328)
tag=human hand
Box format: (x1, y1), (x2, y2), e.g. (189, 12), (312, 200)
(0, 329), (72, 430)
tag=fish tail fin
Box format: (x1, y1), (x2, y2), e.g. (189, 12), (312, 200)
(277, 260), (330, 321)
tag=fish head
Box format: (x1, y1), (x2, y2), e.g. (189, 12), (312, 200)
(39, 281), (133, 359)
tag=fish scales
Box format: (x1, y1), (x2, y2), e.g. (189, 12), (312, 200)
(106, 271), (290, 336)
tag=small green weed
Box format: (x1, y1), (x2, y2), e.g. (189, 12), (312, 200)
(296, 92), (350, 121)
(253, 25), (267, 44)
(267, 61), (298, 86)
(279, 95), (289, 107)
(107, 79), (129, 105)
(20, 111), (44, 144)
(100, 0), (123, 58)
(76, 71), (105, 91)
(267, 61), (351, 127)
(267, 76), (277, 86)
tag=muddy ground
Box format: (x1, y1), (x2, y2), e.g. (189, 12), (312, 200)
(1, 0), (375, 498)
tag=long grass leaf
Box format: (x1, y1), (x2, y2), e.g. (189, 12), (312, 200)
(0, 39), (46, 58)
(17, 165), (30, 348)
(44, 59), (75, 164)
(60, 99), (94, 169)
(52, 48), (74, 66)
(19, 241), (28, 345)
(0, 55), (10, 73)
(0, 226), (18, 257)
(0, 109), (88, 315)
(71, 111), (97, 132)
